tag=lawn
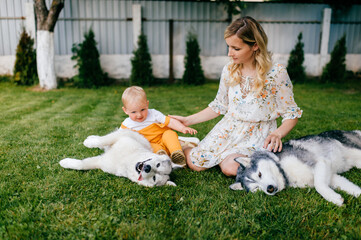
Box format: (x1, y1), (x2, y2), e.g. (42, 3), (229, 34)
(0, 80), (361, 239)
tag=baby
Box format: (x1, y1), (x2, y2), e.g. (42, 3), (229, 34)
(121, 86), (197, 166)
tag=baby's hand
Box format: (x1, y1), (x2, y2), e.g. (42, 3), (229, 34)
(182, 127), (197, 135)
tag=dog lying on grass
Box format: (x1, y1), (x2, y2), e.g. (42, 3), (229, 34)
(59, 129), (176, 187)
(230, 130), (361, 206)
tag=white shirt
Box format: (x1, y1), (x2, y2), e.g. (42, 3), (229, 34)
(122, 109), (167, 131)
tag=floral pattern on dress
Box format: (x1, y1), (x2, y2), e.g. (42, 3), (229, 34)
(190, 62), (303, 168)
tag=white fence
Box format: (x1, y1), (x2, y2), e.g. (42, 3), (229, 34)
(0, 0), (360, 79)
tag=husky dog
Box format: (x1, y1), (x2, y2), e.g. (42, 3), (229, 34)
(59, 129), (176, 187)
(230, 130), (361, 206)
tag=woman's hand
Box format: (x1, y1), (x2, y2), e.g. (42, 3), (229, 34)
(169, 107), (220, 127)
(263, 118), (299, 152)
(168, 117), (196, 134)
(168, 115), (191, 126)
(263, 132), (282, 152)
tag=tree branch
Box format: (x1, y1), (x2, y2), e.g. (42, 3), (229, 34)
(34, 0), (64, 32)
(34, 0), (49, 30)
(46, 0), (64, 32)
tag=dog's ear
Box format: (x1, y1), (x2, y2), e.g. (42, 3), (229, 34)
(273, 154), (280, 162)
(234, 156), (251, 170)
(166, 181), (176, 187)
(267, 151), (280, 162)
(259, 148), (280, 162)
(229, 182), (244, 191)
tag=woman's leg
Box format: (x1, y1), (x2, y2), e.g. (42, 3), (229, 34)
(183, 147), (207, 172)
(218, 153), (244, 177)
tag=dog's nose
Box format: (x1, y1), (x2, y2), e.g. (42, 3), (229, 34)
(144, 165), (151, 173)
(267, 185), (277, 194)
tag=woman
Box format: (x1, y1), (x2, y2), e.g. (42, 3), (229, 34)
(171, 16), (302, 176)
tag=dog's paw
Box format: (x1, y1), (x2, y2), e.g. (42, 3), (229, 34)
(59, 158), (82, 170)
(166, 181), (177, 187)
(83, 135), (101, 148)
(229, 182), (244, 191)
(330, 195), (344, 206)
(171, 162), (186, 170)
(353, 188), (361, 198)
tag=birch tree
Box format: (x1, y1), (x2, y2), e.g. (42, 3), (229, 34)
(34, 0), (64, 90)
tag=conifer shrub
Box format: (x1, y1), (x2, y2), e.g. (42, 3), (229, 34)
(12, 28), (38, 86)
(0, 75), (11, 82)
(182, 33), (205, 85)
(71, 29), (111, 88)
(287, 32), (306, 84)
(130, 33), (154, 86)
(321, 35), (347, 83)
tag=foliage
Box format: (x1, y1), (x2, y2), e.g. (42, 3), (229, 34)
(71, 29), (111, 88)
(321, 35), (347, 83)
(182, 33), (205, 85)
(1, 81), (361, 239)
(0, 75), (11, 83)
(287, 32), (306, 84)
(12, 28), (38, 86)
(130, 33), (155, 86)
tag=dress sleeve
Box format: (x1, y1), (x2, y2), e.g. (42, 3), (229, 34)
(274, 64), (303, 122)
(208, 65), (229, 115)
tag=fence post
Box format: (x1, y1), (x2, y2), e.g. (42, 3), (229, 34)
(132, 4), (142, 49)
(319, 8), (332, 75)
(168, 19), (174, 84)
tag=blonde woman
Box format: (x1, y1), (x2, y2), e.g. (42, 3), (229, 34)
(170, 16), (302, 176)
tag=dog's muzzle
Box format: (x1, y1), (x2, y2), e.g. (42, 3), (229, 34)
(136, 158), (152, 173)
(136, 158), (152, 181)
(267, 185), (278, 194)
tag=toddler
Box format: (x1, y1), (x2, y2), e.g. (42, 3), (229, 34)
(121, 86), (197, 166)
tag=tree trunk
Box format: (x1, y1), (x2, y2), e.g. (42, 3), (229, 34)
(37, 31), (56, 89)
(34, 0), (64, 90)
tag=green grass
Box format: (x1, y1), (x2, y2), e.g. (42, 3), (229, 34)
(1, 80), (361, 239)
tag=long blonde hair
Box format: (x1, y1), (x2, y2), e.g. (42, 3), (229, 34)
(224, 16), (272, 93)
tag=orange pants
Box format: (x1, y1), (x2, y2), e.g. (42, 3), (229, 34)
(121, 119), (182, 155)
(150, 130), (182, 155)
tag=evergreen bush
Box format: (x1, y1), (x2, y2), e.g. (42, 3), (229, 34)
(12, 28), (38, 86)
(287, 32), (306, 84)
(130, 33), (154, 86)
(182, 33), (205, 85)
(321, 35), (347, 83)
(0, 75), (11, 82)
(71, 29), (111, 88)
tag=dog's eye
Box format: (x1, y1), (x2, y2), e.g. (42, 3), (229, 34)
(156, 163), (160, 168)
(258, 172), (262, 178)
(153, 176), (156, 181)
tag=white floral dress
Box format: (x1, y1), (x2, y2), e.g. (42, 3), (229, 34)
(190, 62), (303, 168)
